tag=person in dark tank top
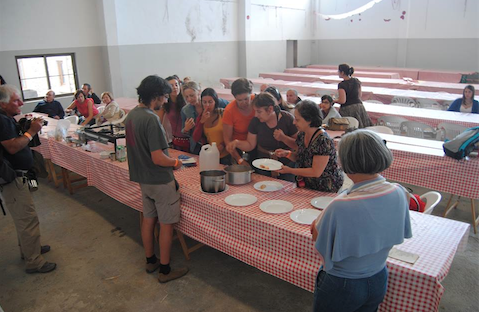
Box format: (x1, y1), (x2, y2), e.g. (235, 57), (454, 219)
(334, 64), (372, 128)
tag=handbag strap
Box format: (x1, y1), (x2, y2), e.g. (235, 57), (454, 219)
(307, 128), (323, 148)
(395, 183), (420, 211)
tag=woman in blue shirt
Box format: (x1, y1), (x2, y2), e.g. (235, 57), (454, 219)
(447, 85), (479, 114)
(311, 129), (412, 312)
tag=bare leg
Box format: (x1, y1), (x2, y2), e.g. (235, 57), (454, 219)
(159, 223), (174, 264)
(141, 217), (158, 257)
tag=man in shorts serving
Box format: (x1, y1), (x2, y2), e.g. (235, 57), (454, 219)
(125, 75), (188, 283)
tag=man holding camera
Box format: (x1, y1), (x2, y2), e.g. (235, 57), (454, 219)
(0, 85), (56, 274)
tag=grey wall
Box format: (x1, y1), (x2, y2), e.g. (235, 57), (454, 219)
(0, 47), (108, 113)
(311, 38), (479, 71)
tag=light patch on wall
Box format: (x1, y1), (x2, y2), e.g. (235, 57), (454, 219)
(317, 0), (384, 20)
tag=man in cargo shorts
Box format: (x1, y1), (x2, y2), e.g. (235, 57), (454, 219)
(125, 75), (188, 283)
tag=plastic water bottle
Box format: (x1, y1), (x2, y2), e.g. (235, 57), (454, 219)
(199, 142), (220, 172)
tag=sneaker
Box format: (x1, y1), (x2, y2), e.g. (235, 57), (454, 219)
(26, 262), (57, 274)
(158, 267), (189, 283)
(146, 259), (160, 273)
(21, 245), (51, 260)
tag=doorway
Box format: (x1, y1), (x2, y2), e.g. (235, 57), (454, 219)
(286, 40), (298, 68)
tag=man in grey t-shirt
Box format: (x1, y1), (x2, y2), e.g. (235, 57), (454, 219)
(125, 75), (188, 283)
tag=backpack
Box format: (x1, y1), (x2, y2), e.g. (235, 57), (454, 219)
(443, 126), (479, 160)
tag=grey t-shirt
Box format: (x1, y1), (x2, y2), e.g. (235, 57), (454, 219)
(125, 106), (174, 184)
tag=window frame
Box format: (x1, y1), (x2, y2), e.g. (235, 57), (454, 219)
(15, 53), (79, 101)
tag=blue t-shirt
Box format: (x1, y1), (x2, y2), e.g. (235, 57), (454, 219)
(315, 176), (412, 279)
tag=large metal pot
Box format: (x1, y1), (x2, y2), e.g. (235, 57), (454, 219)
(224, 165), (254, 185)
(200, 170), (226, 193)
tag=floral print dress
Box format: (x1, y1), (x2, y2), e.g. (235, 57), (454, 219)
(296, 130), (343, 192)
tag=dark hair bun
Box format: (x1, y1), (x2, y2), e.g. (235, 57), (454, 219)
(349, 67), (355, 76)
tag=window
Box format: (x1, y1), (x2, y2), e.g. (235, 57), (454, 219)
(16, 53), (78, 101)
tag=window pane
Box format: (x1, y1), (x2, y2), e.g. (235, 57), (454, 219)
(46, 55), (76, 95)
(50, 74), (76, 95)
(17, 57), (48, 99)
(20, 78), (48, 99)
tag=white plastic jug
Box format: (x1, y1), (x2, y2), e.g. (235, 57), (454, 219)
(199, 142), (220, 172)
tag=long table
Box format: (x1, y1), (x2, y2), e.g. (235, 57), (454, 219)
(285, 67), (401, 79)
(306, 65), (473, 83)
(35, 133), (470, 312)
(211, 88), (477, 128)
(220, 77), (460, 105)
(259, 72), (478, 95)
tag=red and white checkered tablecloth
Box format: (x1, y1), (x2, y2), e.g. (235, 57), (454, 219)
(384, 149), (478, 199)
(35, 141), (470, 312)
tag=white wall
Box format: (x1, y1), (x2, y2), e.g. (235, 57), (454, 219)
(113, 0), (238, 45)
(0, 0), (105, 51)
(313, 0), (479, 71)
(0, 0), (109, 106)
(315, 0), (478, 39)
(1, 0), (478, 110)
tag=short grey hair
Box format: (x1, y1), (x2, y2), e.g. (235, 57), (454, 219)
(338, 129), (393, 174)
(287, 89), (298, 96)
(0, 85), (20, 104)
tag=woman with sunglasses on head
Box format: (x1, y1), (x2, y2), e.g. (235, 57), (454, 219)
(335, 63), (372, 128)
(180, 81), (204, 154)
(448, 85), (479, 114)
(226, 92), (298, 180)
(192, 88), (231, 164)
(275, 100), (343, 192)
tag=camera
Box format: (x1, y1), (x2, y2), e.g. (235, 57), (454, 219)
(17, 117), (43, 147)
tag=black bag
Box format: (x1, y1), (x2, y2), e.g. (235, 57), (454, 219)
(0, 148), (16, 185)
(443, 127), (479, 160)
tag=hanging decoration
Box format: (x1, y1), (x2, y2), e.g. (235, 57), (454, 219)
(317, 0), (384, 20)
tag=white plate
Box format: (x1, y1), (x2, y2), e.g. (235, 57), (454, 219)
(199, 185), (229, 194)
(225, 194), (257, 207)
(259, 200), (294, 214)
(290, 209), (322, 225)
(252, 159), (283, 171)
(254, 181), (284, 192)
(310, 197), (334, 210)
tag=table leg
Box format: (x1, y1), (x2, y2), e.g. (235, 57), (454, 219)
(443, 194), (460, 217)
(174, 230), (205, 261)
(471, 199), (478, 234)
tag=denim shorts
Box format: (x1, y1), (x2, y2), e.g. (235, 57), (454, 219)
(313, 266), (388, 312)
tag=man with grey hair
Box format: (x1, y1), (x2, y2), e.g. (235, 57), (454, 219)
(286, 89), (302, 105)
(33, 89), (65, 119)
(0, 85), (56, 274)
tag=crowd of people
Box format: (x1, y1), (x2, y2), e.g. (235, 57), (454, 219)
(0, 63), (476, 311)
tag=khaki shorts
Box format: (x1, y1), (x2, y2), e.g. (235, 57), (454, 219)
(139, 180), (180, 224)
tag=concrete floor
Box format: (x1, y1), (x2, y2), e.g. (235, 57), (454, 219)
(0, 178), (478, 312)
